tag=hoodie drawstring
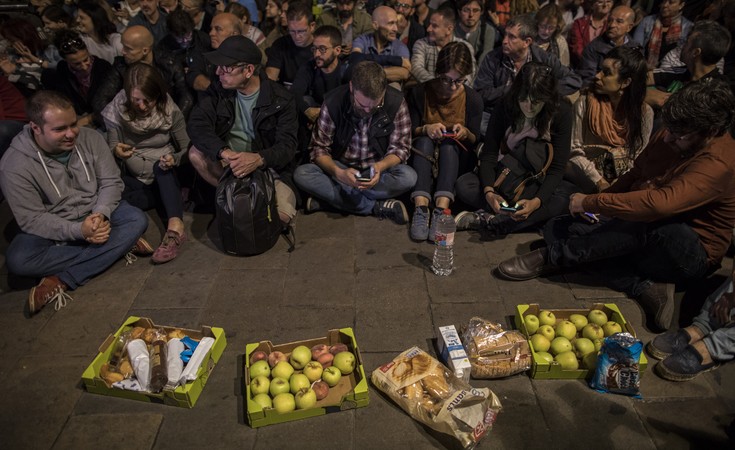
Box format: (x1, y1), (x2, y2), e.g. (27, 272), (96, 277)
(36, 146), (91, 198)
(75, 146), (91, 183)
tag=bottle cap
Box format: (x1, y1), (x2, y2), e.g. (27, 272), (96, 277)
(443, 208), (451, 215)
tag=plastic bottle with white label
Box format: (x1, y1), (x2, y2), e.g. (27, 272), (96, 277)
(432, 209), (455, 276)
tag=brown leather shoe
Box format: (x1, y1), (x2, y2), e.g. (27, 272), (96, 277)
(28, 276), (71, 315)
(638, 282), (675, 332)
(131, 237), (154, 256)
(496, 248), (552, 281)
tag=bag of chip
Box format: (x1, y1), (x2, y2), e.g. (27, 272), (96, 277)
(589, 332), (643, 398)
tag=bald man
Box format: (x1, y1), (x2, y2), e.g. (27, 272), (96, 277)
(97, 26), (194, 117)
(577, 6), (638, 84)
(351, 6), (411, 83)
(129, 0), (169, 44)
(187, 12), (242, 91)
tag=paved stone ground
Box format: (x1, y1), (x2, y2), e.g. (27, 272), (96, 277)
(1, 202), (733, 449)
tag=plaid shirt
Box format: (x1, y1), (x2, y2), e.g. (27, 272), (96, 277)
(310, 99), (412, 169)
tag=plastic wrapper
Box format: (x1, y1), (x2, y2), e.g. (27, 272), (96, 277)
(589, 332), (642, 398)
(166, 338), (185, 388)
(371, 347), (502, 449)
(127, 339), (151, 391)
(461, 317), (531, 378)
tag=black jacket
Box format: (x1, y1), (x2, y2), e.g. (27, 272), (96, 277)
(96, 50), (194, 119)
(187, 74), (299, 190)
(47, 58), (114, 127)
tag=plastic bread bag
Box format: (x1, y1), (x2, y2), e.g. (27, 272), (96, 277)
(589, 332), (642, 398)
(461, 317), (531, 378)
(371, 347), (502, 449)
(126, 338), (151, 391)
(166, 338), (185, 388)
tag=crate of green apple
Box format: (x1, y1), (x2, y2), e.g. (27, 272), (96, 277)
(514, 303), (648, 380)
(245, 328), (369, 428)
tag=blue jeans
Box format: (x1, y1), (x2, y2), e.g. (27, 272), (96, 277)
(543, 215), (711, 297)
(5, 201), (148, 290)
(122, 164), (184, 221)
(693, 278), (735, 361)
(411, 137), (476, 203)
(293, 162), (417, 215)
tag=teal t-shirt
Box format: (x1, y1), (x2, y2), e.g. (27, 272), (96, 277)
(227, 89), (260, 153)
(47, 150), (73, 166)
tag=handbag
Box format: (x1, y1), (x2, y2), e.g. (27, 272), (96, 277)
(215, 167), (288, 256)
(583, 144), (629, 181)
(493, 138), (554, 204)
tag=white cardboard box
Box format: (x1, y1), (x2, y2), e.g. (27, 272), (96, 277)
(438, 325), (472, 383)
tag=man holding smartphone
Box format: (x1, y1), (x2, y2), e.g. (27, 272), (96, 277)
(294, 61), (417, 224)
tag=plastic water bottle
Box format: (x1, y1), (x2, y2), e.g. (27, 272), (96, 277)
(432, 209), (456, 276)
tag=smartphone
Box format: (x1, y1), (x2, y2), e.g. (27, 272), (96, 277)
(442, 131), (457, 138)
(583, 212), (599, 222)
(356, 167), (374, 182)
(499, 202), (518, 213)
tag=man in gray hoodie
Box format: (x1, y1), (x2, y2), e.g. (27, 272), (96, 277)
(0, 91), (150, 316)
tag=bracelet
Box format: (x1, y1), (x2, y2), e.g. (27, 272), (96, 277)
(483, 187), (495, 195)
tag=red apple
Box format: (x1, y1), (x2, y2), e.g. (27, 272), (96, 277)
(329, 343), (349, 355)
(317, 352), (334, 368)
(311, 344), (329, 360)
(312, 380), (329, 400)
(249, 350), (268, 365)
(268, 351), (287, 368)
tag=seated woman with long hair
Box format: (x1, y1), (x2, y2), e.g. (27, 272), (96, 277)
(535, 3), (570, 66)
(102, 63), (190, 264)
(455, 61), (575, 236)
(75, 0), (123, 64)
(566, 46), (653, 193)
(408, 42), (483, 241)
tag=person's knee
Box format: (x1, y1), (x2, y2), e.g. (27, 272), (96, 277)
(293, 163), (323, 189)
(388, 165), (417, 190)
(114, 202), (149, 236)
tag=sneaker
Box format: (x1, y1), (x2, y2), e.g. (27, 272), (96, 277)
(305, 197), (322, 214)
(455, 209), (494, 231)
(655, 345), (720, 381)
(373, 199), (408, 225)
(646, 329), (694, 360)
(427, 208), (445, 242)
(132, 237), (154, 256)
(28, 276), (72, 315)
(410, 206), (430, 241)
(638, 282), (675, 332)
(151, 230), (187, 264)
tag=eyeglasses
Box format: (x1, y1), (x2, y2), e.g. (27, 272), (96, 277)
(460, 7), (482, 14)
(395, 2), (413, 9)
(352, 93), (384, 114)
(288, 28), (309, 36)
(438, 75), (466, 87)
(668, 129), (695, 141)
(217, 63), (248, 74)
(310, 45), (334, 54)
(59, 37), (85, 54)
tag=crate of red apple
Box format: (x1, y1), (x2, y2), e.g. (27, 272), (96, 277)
(515, 303), (648, 379)
(244, 328), (369, 427)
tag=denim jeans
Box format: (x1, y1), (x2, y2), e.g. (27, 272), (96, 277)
(122, 164), (184, 221)
(411, 137), (476, 203)
(293, 161), (417, 215)
(5, 201), (148, 290)
(693, 278), (735, 361)
(543, 215), (711, 297)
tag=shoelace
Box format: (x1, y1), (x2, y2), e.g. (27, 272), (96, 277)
(414, 208), (429, 227)
(44, 288), (73, 311)
(124, 251), (138, 266)
(161, 231), (182, 248)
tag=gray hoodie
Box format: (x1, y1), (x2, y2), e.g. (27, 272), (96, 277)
(0, 126), (123, 241)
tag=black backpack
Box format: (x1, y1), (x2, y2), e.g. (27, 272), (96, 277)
(215, 168), (292, 256)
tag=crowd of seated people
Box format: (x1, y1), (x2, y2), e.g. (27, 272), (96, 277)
(1, 0), (735, 380)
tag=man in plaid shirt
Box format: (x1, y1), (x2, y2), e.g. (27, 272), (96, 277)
(294, 61), (417, 224)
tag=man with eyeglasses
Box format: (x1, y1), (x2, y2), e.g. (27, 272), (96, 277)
(129, 0), (169, 45)
(187, 35), (299, 226)
(576, 5), (638, 84)
(411, 6), (476, 84)
(351, 6), (411, 84)
(265, 1), (316, 86)
(454, 0), (495, 65)
(294, 61), (417, 224)
(186, 12), (242, 92)
(496, 78), (735, 335)
(392, 0), (425, 53)
(317, 0), (373, 55)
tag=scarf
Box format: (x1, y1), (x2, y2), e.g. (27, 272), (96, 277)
(646, 15), (682, 68)
(586, 92), (627, 147)
(101, 89), (175, 134)
(424, 80), (467, 129)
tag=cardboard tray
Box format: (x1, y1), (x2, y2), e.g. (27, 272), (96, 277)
(244, 328), (369, 428)
(515, 303), (648, 379)
(82, 316), (227, 408)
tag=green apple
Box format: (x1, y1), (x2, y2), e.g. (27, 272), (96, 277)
(289, 345), (312, 370)
(582, 352), (598, 370)
(538, 310), (556, 326)
(252, 393), (273, 409)
(332, 351), (356, 375)
(549, 336), (572, 355)
(602, 321), (623, 337)
(302, 361), (323, 382)
(530, 334), (551, 353)
(593, 339), (603, 352)
(249, 360), (271, 379)
(568, 314), (588, 331)
(536, 351), (554, 363)
(271, 361), (295, 380)
(272, 392), (296, 413)
(289, 373), (311, 394)
(524, 314), (540, 335)
(537, 324), (555, 341)
(554, 320), (577, 340)
(250, 375), (271, 396)
(573, 338), (595, 358)
(587, 309), (608, 326)
(554, 351), (579, 370)
(322, 366), (342, 387)
(269, 377), (290, 396)
(294, 387), (317, 410)
(582, 323), (604, 341)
